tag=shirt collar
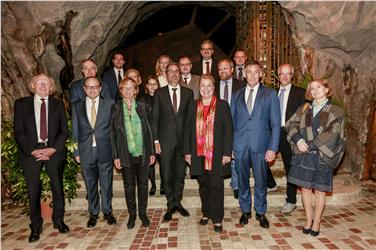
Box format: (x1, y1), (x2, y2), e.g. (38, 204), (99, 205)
(86, 96), (100, 103)
(280, 83), (292, 91)
(114, 67), (123, 72)
(221, 78), (233, 85)
(246, 83), (260, 91)
(182, 73), (191, 78)
(35, 94), (49, 101)
(168, 84), (180, 90)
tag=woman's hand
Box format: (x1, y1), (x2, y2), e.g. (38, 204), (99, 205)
(114, 159), (121, 169)
(155, 142), (162, 154)
(297, 139), (309, 152)
(222, 156), (231, 165)
(184, 154), (192, 165)
(149, 155), (156, 165)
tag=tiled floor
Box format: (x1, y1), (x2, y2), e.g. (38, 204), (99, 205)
(2, 191), (375, 250)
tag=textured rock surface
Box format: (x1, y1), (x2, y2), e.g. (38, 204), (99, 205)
(280, 1), (376, 178)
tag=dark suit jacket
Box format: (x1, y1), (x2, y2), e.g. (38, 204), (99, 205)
(215, 78), (245, 99)
(101, 68), (122, 100)
(183, 99), (233, 177)
(14, 96), (68, 166)
(281, 84), (306, 124)
(192, 57), (219, 82)
(111, 100), (154, 168)
(69, 78), (112, 104)
(72, 96), (114, 164)
(231, 84), (281, 153)
(152, 85), (194, 150)
(180, 74), (200, 100)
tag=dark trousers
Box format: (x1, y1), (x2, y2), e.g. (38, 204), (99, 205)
(22, 158), (65, 230)
(121, 156), (149, 217)
(148, 157), (164, 190)
(197, 167), (224, 224)
(159, 145), (186, 210)
(266, 129), (297, 203)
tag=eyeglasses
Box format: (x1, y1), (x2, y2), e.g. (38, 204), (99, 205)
(84, 86), (100, 90)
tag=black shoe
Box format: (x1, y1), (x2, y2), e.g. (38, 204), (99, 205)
(87, 214), (99, 228)
(103, 213), (117, 225)
(233, 189), (239, 199)
(239, 212), (251, 225)
(163, 210), (173, 221)
(28, 226), (42, 243)
(199, 217), (209, 225)
(214, 224), (223, 233)
(302, 220), (313, 234)
(177, 206), (190, 217)
(256, 214), (269, 228)
(53, 222), (69, 233)
(310, 229), (320, 237)
(140, 215), (150, 227)
(149, 186), (156, 196)
(160, 188), (165, 195)
(127, 216), (136, 229)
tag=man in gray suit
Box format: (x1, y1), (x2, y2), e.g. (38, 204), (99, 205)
(179, 56), (200, 100)
(72, 77), (116, 228)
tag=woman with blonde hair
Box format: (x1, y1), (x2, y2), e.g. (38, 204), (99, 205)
(155, 55), (171, 87)
(125, 68), (144, 97)
(285, 79), (345, 237)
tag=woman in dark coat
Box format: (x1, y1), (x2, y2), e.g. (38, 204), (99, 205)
(111, 77), (155, 229)
(285, 79), (345, 237)
(183, 74), (233, 233)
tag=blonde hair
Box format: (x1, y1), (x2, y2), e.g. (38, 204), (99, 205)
(29, 73), (57, 95)
(125, 68), (142, 85)
(305, 79), (333, 101)
(119, 77), (139, 97)
(155, 55), (171, 76)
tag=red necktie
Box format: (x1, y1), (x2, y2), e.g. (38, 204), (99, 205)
(40, 98), (48, 141)
(172, 88), (177, 114)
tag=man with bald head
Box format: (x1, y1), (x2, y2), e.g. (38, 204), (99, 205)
(267, 63), (306, 214)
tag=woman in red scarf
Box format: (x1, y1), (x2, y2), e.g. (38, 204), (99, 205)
(183, 74), (233, 233)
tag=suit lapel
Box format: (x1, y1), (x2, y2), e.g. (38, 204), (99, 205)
(250, 84), (265, 117)
(29, 96), (39, 142)
(238, 87), (249, 115)
(177, 87), (185, 115)
(94, 98), (104, 129)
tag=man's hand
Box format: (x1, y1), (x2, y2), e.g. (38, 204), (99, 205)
(222, 156), (231, 165)
(75, 156), (80, 163)
(149, 155), (156, 165)
(184, 154), (191, 165)
(264, 150), (276, 163)
(297, 139), (309, 152)
(114, 159), (121, 169)
(155, 142), (162, 154)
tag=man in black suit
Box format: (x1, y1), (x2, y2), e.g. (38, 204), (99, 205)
(267, 64), (306, 214)
(233, 49), (247, 81)
(152, 63), (194, 221)
(216, 58), (245, 200)
(14, 73), (69, 242)
(192, 40), (219, 81)
(72, 77), (116, 228)
(101, 52), (125, 100)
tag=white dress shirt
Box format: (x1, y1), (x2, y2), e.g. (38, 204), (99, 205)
(278, 83), (292, 126)
(245, 83), (260, 111)
(202, 58), (212, 74)
(168, 84), (181, 112)
(182, 73), (192, 85)
(114, 68), (124, 84)
(220, 78), (233, 105)
(86, 96), (99, 146)
(34, 95), (49, 142)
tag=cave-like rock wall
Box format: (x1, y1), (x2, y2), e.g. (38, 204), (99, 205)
(279, 1), (376, 178)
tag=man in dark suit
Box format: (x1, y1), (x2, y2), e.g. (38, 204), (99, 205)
(14, 73), (69, 242)
(192, 40), (219, 81)
(216, 58), (245, 199)
(179, 56), (200, 100)
(233, 49), (247, 81)
(266, 64), (306, 214)
(231, 61), (281, 228)
(152, 63), (194, 221)
(101, 52), (125, 100)
(71, 77), (116, 228)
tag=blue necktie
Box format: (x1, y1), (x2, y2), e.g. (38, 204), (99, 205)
(279, 88), (286, 116)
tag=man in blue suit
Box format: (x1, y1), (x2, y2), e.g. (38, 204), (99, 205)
(231, 61), (281, 228)
(101, 52), (125, 100)
(72, 77), (116, 228)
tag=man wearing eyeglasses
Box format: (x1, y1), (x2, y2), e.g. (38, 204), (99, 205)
(71, 77), (116, 228)
(192, 40), (219, 81)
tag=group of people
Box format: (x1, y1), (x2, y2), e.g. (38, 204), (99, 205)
(14, 39), (345, 243)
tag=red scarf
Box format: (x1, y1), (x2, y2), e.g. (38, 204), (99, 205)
(196, 96), (217, 171)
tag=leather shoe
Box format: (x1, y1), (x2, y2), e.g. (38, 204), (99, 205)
(149, 186), (156, 196)
(104, 213), (117, 225)
(28, 227), (42, 242)
(256, 214), (269, 228)
(239, 212), (251, 225)
(160, 187), (165, 195)
(163, 210), (173, 221)
(53, 222), (69, 233)
(127, 216), (136, 229)
(177, 206), (190, 217)
(214, 224), (223, 233)
(87, 214), (99, 228)
(233, 189), (239, 199)
(199, 217), (209, 225)
(140, 215), (150, 227)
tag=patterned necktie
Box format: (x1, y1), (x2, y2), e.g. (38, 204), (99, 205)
(205, 61), (210, 74)
(247, 88), (254, 114)
(238, 67), (243, 80)
(279, 88), (285, 117)
(40, 98), (47, 141)
(118, 70), (122, 84)
(91, 100), (97, 145)
(172, 88), (177, 114)
(224, 81), (229, 103)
